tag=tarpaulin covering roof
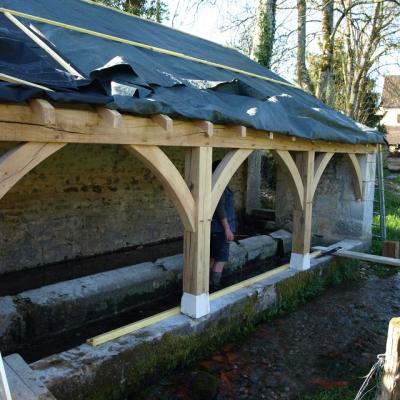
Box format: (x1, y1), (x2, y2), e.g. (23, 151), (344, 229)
(0, 0), (385, 144)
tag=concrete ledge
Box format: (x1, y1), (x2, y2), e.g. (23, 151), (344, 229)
(29, 239), (364, 400)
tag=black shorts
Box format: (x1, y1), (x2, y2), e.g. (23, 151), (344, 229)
(210, 232), (231, 262)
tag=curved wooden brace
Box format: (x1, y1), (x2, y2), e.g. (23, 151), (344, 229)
(124, 144), (196, 232)
(0, 142), (66, 201)
(345, 153), (363, 200)
(211, 149), (253, 215)
(273, 150), (304, 209)
(311, 152), (335, 200)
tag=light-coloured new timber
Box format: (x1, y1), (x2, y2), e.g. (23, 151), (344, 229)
(0, 142), (66, 201)
(195, 120), (213, 137)
(211, 149), (253, 214)
(0, 353), (12, 400)
(379, 318), (400, 400)
(181, 147), (212, 318)
(312, 152), (334, 199)
(0, 102), (376, 154)
(124, 144), (195, 232)
(290, 151), (315, 270)
(345, 153), (363, 200)
(151, 114), (173, 135)
(28, 99), (56, 126)
(97, 107), (122, 128)
(273, 150), (304, 209)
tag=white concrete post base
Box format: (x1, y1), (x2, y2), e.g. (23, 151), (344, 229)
(290, 252), (311, 271)
(180, 292), (210, 319)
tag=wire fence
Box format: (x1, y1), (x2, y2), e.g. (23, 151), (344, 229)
(354, 354), (385, 400)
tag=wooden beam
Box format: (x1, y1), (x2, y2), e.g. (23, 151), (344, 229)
(181, 147), (212, 318)
(151, 114), (173, 135)
(312, 152), (334, 199)
(29, 99), (56, 126)
(211, 149), (253, 214)
(97, 107), (122, 128)
(273, 150), (304, 209)
(345, 153), (363, 200)
(0, 353), (12, 400)
(382, 241), (400, 258)
(0, 142), (66, 201)
(0, 103), (377, 154)
(124, 144), (195, 232)
(379, 318), (400, 400)
(291, 151), (315, 269)
(195, 120), (213, 137)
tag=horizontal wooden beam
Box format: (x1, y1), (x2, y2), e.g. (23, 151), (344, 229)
(0, 102), (377, 154)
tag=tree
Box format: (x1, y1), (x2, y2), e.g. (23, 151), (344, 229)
(251, 0), (277, 67)
(95, 0), (168, 22)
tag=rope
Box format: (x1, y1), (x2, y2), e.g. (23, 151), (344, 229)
(0, 7), (300, 90)
(354, 353), (385, 400)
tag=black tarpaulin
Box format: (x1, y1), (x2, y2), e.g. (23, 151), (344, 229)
(0, 0), (385, 144)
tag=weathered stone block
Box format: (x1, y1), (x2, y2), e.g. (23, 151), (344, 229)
(238, 235), (277, 261)
(269, 229), (292, 254)
(155, 254), (183, 276)
(225, 242), (247, 271)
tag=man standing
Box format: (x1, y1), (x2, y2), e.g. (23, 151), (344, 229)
(210, 160), (236, 290)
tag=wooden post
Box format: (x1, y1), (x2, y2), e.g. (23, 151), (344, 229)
(379, 318), (400, 400)
(383, 241), (400, 259)
(0, 353), (12, 400)
(181, 147), (212, 318)
(290, 151), (315, 271)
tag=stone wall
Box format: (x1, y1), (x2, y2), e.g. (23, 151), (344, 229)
(0, 144), (247, 274)
(275, 153), (376, 245)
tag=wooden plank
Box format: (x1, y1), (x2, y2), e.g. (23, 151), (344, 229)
(0, 142), (66, 201)
(382, 241), (400, 259)
(97, 107), (122, 128)
(0, 353), (12, 400)
(273, 150), (304, 209)
(312, 152), (334, 199)
(28, 99), (56, 126)
(183, 147), (212, 295)
(0, 103), (376, 154)
(378, 318), (400, 400)
(314, 247), (400, 267)
(124, 144), (195, 232)
(0, 73), (53, 91)
(211, 149), (253, 214)
(195, 120), (213, 137)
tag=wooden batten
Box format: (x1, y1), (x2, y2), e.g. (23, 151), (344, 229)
(28, 99), (56, 126)
(97, 107), (122, 128)
(268, 132), (274, 139)
(195, 120), (214, 137)
(151, 114), (173, 135)
(230, 125), (247, 137)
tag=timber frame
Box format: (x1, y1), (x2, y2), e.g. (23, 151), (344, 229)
(0, 99), (376, 318)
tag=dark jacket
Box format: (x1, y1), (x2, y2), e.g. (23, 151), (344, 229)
(211, 187), (236, 233)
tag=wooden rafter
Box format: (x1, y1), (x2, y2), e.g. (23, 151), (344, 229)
(211, 149), (253, 215)
(0, 142), (66, 201)
(273, 150), (305, 209)
(0, 102), (376, 154)
(124, 144), (196, 232)
(345, 153), (363, 200)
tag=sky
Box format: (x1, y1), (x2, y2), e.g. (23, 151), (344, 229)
(164, 0), (400, 92)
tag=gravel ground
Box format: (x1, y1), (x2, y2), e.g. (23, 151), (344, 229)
(138, 272), (400, 400)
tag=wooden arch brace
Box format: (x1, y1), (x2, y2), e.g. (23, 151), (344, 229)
(124, 144), (196, 232)
(211, 149), (254, 215)
(0, 142), (66, 201)
(345, 153), (363, 201)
